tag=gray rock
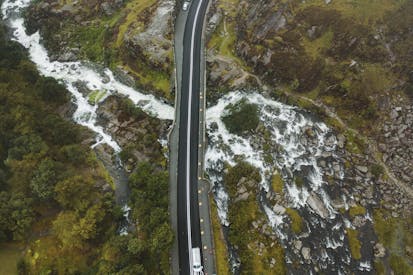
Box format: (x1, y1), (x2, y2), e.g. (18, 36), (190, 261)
(294, 240), (303, 251)
(356, 165), (368, 174)
(307, 192), (329, 219)
(374, 243), (386, 258)
(337, 134), (346, 149)
(301, 247), (311, 260)
(272, 204), (286, 215)
(234, 192), (250, 203)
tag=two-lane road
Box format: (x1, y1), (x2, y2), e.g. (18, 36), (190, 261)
(177, 0), (210, 273)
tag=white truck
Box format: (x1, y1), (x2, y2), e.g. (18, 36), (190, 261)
(192, 247), (204, 275)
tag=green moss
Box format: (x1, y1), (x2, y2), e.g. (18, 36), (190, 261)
(224, 161), (261, 198)
(374, 260), (385, 275)
(373, 208), (413, 273)
(210, 198), (230, 275)
(373, 210), (394, 248)
(271, 172), (284, 194)
(286, 208), (304, 234)
(347, 228), (362, 260)
(0, 242), (23, 275)
(88, 90), (107, 105)
(389, 254), (413, 275)
(348, 205), (366, 218)
(225, 161), (285, 274)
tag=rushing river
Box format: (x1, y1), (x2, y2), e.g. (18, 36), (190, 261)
(1, 0), (175, 235)
(2, 0), (174, 153)
(205, 91), (364, 274)
(3, 0), (364, 273)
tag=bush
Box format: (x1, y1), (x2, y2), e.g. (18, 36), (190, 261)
(222, 98), (260, 135)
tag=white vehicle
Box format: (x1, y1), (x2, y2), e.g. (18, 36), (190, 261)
(192, 247), (204, 274)
(182, 1), (190, 11)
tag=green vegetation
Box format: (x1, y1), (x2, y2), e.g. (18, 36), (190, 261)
(285, 208), (304, 234)
(346, 228), (362, 260)
(389, 254), (413, 275)
(127, 162), (173, 273)
(210, 197), (230, 275)
(271, 172), (284, 194)
(373, 208), (413, 274)
(0, 242), (23, 274)
(224, 161), (261, 198)
(0, 22), (172, 273)
(348, 204), (366, 218)
(222, 98), (260, 135)
(224, 162), (286, 274)
(211, 0), (413, 139)
(88, 90), (107, 105)
(26, 0), (173, 99)
(294, 175), (305, 188)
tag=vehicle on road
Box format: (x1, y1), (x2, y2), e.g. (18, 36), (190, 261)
(192, 247), (204, 274)
(182, 1), (190, 11)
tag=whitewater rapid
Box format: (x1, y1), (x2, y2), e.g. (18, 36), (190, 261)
(2, 0), (174, 152)
(205, 91), (354, 273)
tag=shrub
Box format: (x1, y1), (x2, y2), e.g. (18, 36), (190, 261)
(222, 98), (260, 135)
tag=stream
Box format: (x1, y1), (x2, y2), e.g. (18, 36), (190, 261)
(3, 0), (366, 273)
(205, 91), (366, 274)
(1, 0), (174, 235)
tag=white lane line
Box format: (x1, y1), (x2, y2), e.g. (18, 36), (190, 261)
(187, 0), (204, 273)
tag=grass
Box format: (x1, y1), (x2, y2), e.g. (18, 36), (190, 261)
(298, 0), (405, 25)
(302, 30), (333, 58)
(348, 204), (366, 218)
(285, 208), (303, 234)
(389, 254), (413, 275)
(120, 63), (171, 99)
(346, 228), (362, 260)
(115, 0), (156, 47)
(207, 0), (250, 70)
(210, 197), (230, 275)
(373, 208), (413, 274)
(88, 90), (107, 105)
(224, 161), (285, 273)
(0, 242), (24, 274)
(271, 172), (284, 194)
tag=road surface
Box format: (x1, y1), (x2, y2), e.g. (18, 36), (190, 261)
(176, 0), (210, 273)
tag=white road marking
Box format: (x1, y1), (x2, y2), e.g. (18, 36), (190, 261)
(187, 0), (204, 274)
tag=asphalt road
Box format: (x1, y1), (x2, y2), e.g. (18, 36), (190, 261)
(177, 0), (210, 273)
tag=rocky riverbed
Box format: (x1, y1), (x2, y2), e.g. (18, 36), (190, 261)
(204, 91), (387, 273)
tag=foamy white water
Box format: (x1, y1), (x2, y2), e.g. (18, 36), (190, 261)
(205, 91), (351, 273)
(2, 0), (174, 152)
(206, 91), (338, 214)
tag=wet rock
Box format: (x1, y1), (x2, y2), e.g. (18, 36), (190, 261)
(294, 240), (303, 251)
(237, 185), (247, 195)
(374, 243), (386, 258)
(56, 48), (79, 62)
(273, 204), (286, 215)
(352, 215), (367, 228)
(307, 192), (329, 219)
(337, 134), (346, 149)
(113, 67), (136, 87)
(234, 191), (250, 203)
(301, 247), (311, 261)
(356, 165), (368, 174)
